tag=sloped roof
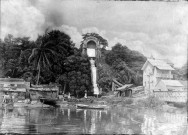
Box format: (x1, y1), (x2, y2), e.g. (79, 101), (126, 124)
(141, 58), (174, 70)
(116, 84), (133, 91)
(161, 80), (183, 87)
(179, 81), (188, 88)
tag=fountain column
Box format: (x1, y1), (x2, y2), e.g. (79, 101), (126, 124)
(82, 36), (101, 96)
(90, 59), (99, 95)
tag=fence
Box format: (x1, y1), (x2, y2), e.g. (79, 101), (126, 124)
(153, 91), (187, 102)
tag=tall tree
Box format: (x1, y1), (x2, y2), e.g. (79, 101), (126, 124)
(105, 43), (146, 85)
(57, 52), (92, 97)
(28, 30), (74, 84)
(0, 35), (35, 78)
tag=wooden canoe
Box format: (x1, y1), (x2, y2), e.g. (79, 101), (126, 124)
(76, 104), (107, 110)
(14, 102), (50, 108)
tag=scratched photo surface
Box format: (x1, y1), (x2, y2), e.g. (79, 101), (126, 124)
(0, 0), (187, 134)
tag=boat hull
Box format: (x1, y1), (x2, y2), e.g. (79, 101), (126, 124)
(14, 102), (51, 108)
(39, 98), (59, 107)
(76, 104), (107, 110)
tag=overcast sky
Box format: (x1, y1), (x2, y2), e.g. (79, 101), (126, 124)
(1, 0), (188, 67)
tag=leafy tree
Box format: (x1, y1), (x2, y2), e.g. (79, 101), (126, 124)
(173, 63), (188, 80)
(57, 53), (92, 97)
(1, 31), (148, 96)
(0, 35), (35, 78)
(0, 39), (8, 75)
(105, 43), (146, 85)
(97, 61), (113, 93)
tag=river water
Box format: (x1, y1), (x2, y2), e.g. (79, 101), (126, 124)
(0, 106), (187, 134)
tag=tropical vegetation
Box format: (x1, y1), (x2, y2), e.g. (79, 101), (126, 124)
(0, 30), (186, 97)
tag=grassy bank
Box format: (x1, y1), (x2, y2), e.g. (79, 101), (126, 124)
(134, 96), (165, 108)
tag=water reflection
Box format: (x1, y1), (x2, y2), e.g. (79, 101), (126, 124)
(0, 107), (187, 134)
(141, 110), (187, 135)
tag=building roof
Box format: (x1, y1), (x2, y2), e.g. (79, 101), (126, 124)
(141, 58), (174, 70)
(0, 78), (25, 82)
(161, 80), (183, 87)
(179, 81), (188, 88)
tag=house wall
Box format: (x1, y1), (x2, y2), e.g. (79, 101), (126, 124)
(143, 60), (174, 95)
(156, 69), (172, 79)
(143, 62), (155, 94)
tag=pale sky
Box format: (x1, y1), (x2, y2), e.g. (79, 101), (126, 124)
(1, 0), (188, 68)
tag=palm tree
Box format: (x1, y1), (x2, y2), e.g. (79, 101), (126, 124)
(28, 41), (56, 84)
(28, 30), (74, 85)
(28, 31), (63, 84)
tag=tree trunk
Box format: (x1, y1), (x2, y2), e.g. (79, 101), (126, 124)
(37, 63), (40, 85)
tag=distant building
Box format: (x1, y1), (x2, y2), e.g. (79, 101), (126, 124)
(29, 84), (60, 99)
(141, 58), (187, 102)
(141, 57), (174, 94)
(154, 79), (187, 102)
(0, 78), (30, 92)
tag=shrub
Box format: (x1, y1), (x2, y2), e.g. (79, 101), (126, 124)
(136, 95), (165, 108)
(123, 98), (133, 104)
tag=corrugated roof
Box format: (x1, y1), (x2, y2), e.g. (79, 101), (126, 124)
(148, 59), (174, 70)
(0, 78), (25, 82)
(161, 80), (183, 87)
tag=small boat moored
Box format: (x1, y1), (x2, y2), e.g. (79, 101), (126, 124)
(76, 104), (107, 110)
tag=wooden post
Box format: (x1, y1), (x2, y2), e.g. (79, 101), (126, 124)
(112, 82), (114, 91)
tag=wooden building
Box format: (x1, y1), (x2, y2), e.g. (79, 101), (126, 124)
(141, 57), (174, 95)
(141, 57), (187, 102)
(0, 78), (30, 92)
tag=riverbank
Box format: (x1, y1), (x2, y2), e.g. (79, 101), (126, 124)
(58, 95), (187, 113)
(1, 95), (186, 113)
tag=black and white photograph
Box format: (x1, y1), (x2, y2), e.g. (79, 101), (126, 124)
(0, 0), (187, 134)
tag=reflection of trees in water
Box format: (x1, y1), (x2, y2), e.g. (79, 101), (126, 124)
(2, 107), (186, 134)
(0, 108), (43, 134)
